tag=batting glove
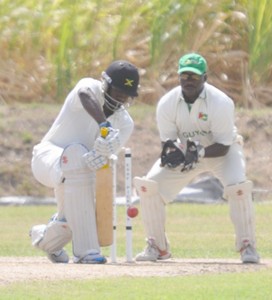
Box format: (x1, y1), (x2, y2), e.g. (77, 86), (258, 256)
(83, 149), (108, 170)
(94, 128), (121, 157)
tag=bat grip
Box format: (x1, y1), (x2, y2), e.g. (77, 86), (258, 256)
(100, 127), (109, 138)
(100, 127), (110, 169)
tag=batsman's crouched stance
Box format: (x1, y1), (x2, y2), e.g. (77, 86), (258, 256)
(30, 60), (140, 264)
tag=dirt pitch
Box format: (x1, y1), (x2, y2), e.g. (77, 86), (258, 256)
(0, 257), (271, 286)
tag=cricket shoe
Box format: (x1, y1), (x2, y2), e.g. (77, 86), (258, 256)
(135, 237), (171, 262)
(47, 249), (69, 263)
(240, 240), (260, 264)
(74, 252), (107, 264)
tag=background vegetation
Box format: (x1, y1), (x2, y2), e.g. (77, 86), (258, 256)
(0, 0), (272, 197)
(1, 0), (272, 107)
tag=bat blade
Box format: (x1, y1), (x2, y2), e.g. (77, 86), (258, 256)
(96, 165), (113, 246)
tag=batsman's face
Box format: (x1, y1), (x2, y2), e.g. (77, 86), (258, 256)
(110, 87), (131, 105)
(179, 72), (206, 100)
(104, 86), (134, 112)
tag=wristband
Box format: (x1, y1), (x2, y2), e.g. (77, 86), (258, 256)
(99, 121), (111, 128)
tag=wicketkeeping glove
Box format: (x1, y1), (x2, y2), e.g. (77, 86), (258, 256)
(181, 139), (205, 172)
(160, 140), (185, 168)
(83, 149), (108, 170)
(94, 127), (121, 157)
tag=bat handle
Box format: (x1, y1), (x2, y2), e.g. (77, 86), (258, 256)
(100, 127), (110, 169)
(100, 127), (109, 138)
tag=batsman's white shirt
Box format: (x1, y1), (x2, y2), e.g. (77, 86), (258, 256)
(147, 83), (246, 203)
(32, 78), (133, 187)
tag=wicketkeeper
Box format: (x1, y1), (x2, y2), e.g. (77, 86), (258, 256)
(30, 60), (140, 264)
(134, 53), (260, 263)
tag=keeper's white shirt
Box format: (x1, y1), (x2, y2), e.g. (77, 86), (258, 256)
(42, 77), (134, 150)
(156, 83), (238, 147)
(146, 82), (246, 198)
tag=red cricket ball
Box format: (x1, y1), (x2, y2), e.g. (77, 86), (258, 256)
(127, 206), (139, 218)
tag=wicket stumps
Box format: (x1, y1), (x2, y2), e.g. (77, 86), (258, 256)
(110, 148), (133, 263)
(110, 155), (118, 263)
(125, 148), (133, 262)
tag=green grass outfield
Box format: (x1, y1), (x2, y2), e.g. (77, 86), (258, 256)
(0, 202), (271, 299)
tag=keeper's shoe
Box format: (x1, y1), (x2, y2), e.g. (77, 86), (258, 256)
(47, 249), (69, 263)
(135, 238), (171, 262)
(75, 252), (107, 264)
(240, 241), (260, 264)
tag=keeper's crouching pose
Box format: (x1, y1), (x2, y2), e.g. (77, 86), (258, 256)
(134, 53), (259, 264)
(30, 60), (140, 264)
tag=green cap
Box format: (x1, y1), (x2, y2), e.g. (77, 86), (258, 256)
(178, 53), (207, 75)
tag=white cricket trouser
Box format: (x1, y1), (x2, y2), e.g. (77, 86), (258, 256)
(135, 141), (257, 252)
(31, 141), (64, 188)
(146, 142), (246, 204)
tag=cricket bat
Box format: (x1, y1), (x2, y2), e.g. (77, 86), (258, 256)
(96, 127), (113, 247)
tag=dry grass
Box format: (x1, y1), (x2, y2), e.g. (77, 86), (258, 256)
(1, 1), (272, 108)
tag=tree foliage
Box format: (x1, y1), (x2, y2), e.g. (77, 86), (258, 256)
(0, 0), (271, 107)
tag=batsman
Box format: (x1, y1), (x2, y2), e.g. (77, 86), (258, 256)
(134, 53), (260, 264)
(30, 60), (140, 264)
